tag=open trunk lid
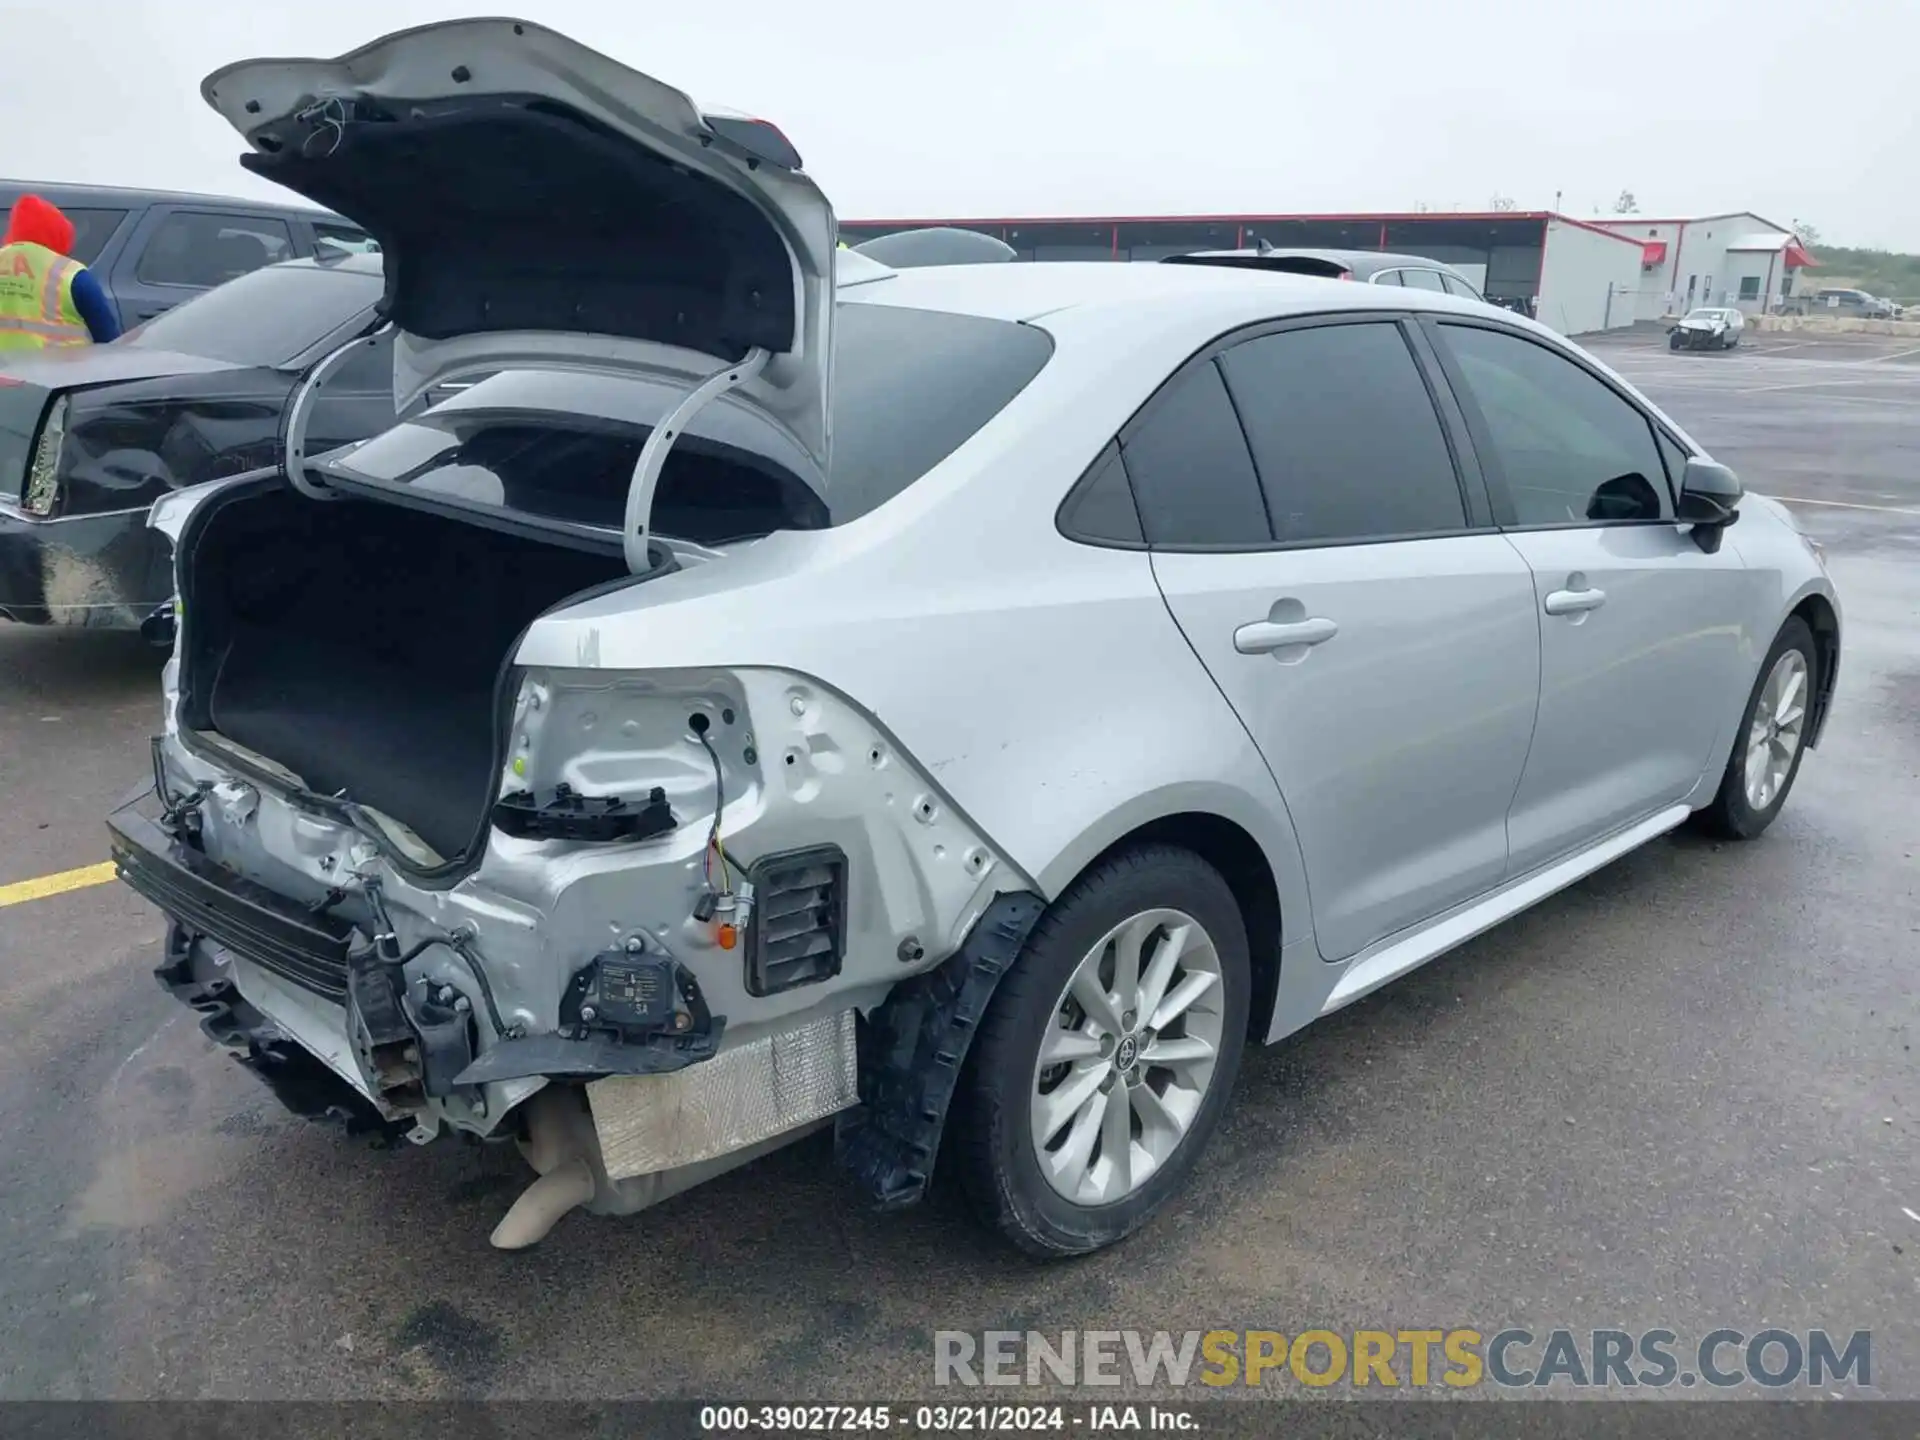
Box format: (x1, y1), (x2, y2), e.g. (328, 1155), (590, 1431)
(199, 18), (836, 485)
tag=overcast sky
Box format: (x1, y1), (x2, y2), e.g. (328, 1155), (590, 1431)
(5, 0), (1916, 249)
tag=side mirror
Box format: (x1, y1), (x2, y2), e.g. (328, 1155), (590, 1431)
(1677, 456), (1742, 553)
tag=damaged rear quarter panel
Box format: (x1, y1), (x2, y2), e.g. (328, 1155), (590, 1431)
(474, 663), (1025, 1033)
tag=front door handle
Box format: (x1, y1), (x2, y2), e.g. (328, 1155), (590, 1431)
(1233, 616), (1339, 654)
(1544, 587), (1607, 616)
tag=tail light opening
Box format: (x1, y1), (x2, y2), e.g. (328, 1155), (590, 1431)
(23, 394), (68, 517)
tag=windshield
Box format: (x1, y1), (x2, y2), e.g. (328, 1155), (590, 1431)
(321, 301), (1055, 540)
(1685, 309), (1733, 322)
(122, 263), (383, 367)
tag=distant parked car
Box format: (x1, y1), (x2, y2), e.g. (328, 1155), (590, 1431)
(1782, 287), (1894, 319)
(1164, 245), (1492, 304)
(0, 252), (396, 631)
(1670, 307), (1745, 351)
(0, 180), (374, 332)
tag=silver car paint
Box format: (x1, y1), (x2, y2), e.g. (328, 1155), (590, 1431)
(152, 262), (1836, 1176)
(1151, 537), (1541, 962)
(1500, 523), (1757, 871)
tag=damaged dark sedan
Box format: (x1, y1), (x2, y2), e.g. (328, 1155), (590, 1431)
(0, 250), (392, 630)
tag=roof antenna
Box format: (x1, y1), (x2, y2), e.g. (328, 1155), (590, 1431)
(1255, 237), (1276, 256)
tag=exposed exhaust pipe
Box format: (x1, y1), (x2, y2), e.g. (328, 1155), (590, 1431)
(490, 1086), (597, 1250)
(491, 1158), (596, 1249)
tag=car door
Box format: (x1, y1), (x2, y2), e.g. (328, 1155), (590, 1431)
(1136, 315), (1543, 961)
(110, 206), (298, 328)
(1422, 317), (1751, 873)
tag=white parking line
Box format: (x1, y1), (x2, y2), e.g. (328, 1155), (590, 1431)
(1773, 496), (1920, 516)
(1872, 345), (1920, 364)
(1734, 375), (1920, 394)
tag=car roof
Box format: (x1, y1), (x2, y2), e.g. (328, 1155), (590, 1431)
(840, 258), (1491, 328)
(0, 177), (345, 219)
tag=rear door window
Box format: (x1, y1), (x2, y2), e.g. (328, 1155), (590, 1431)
(1216, 321), (1468, 544)
(1401, 269), (1448, 293)
(137, 211), (295, 288)
(1441, 273), (1482, 300)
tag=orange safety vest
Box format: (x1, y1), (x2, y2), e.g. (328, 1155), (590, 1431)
(0, 241), (91, 350)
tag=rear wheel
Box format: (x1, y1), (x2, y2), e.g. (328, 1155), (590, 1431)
(1692, 617), (1817, 839)
(953, 845), (1250, 1258)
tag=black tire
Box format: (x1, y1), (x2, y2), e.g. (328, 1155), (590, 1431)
(1691, 617), (1817, 840)
(952, 844), (1251, 1259)
(1670, 333), (1683, 351)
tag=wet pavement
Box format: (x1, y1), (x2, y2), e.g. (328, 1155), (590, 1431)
(0, 331), (1914, 1401)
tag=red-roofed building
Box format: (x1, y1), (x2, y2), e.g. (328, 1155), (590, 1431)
(1587, 212), (1816, 320)
(839, 208), (1818, 335)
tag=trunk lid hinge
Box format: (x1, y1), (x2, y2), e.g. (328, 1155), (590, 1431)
(283, 323), (395, 500)
(622, 347), (771, 574)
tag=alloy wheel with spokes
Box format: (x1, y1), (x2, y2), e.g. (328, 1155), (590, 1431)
(954, 843), (1251, 1257)
(1693, 616), (1818, 841)
(1743, 649), (1808, 812)
(1029, 907), (1225, 1206)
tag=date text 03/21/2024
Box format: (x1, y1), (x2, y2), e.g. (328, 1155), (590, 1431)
(698, 1404), (1192, 1432)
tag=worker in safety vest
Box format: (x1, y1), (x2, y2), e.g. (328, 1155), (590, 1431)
(0, 194), (122, 350)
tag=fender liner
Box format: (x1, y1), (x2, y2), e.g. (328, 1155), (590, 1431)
(835, 890), (1045, 1210)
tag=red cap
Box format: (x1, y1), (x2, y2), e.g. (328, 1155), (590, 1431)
(3, 194), (77, 255)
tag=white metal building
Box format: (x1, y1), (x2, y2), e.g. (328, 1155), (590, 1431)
(1590, 212), (1816, 320)
(1533, 216), (1649, 336)
(842, 210), (1663, 335)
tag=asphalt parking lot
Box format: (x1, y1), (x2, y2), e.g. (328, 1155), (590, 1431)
(0, 327), (1915, 1402)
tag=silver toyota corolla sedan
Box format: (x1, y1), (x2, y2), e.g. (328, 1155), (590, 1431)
(113, 18), (1841, 1260)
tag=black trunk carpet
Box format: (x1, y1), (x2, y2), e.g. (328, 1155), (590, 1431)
(209, 634), (495, 861)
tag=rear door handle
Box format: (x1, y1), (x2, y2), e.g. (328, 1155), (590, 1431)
(1544, 587), (1607, 615)
(1233, 616), (1339, 654)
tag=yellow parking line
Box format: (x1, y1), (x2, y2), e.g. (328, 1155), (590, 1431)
(0, 861), (119, 909)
